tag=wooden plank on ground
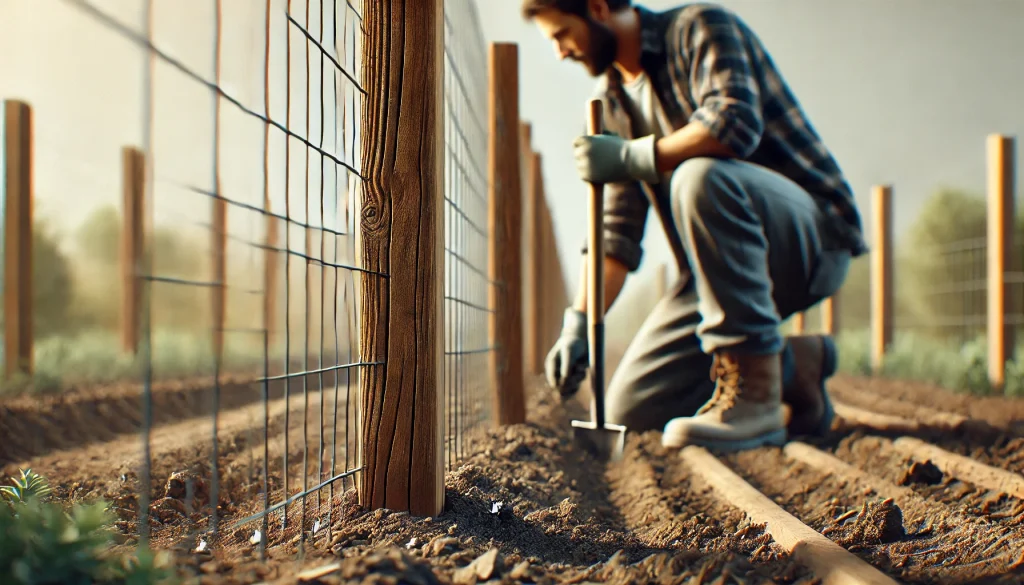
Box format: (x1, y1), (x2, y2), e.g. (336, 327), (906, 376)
(833, 402), (922, 434)
(892, 437), (1024, 500)
(681, 446), (902, 585)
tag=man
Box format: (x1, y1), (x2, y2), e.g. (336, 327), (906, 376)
(523, 0), (867, 451)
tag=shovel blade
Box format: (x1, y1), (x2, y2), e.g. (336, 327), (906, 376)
(570, 419), (627, 462)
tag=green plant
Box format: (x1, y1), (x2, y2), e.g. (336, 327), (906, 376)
(0, 469), (52, 504)
(832, 328), (1024, 397)
(0, 470), (178, 585)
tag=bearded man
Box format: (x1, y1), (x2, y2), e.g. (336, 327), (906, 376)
(523, 0), (866, 451)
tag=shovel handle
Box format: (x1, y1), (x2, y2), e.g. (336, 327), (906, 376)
(586, 99), (607, 427)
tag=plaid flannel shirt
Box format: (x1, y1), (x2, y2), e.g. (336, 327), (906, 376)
(582, 2), (868, 272)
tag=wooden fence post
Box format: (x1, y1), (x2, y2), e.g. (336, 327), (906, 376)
(870, 185), (893, 373)
(487, 42), (525, 426)
(539, 195), (556, 348)
(3, 100), (33, 378)
(524, 151), (542, 375)
(987, 134), (1015, 391)
(791, 312), (805, 335)
(821, 295), (838, 336)
(212, 191), (227, 362)
(121, 147), (145, 354)
(359, 0), (445, 516)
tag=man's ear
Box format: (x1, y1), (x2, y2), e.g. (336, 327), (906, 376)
(588, 0), (610, 21)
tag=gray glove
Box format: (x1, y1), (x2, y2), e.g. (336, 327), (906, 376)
(572, 132), (660, 185)
(544, 308), (589, 399)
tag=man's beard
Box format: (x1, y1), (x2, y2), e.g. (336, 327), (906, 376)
(572, 18), (617, 77)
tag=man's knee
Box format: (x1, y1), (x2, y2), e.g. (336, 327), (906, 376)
(669, 157), (737, 224)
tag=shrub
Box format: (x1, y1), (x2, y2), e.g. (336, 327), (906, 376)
(833, 328), (1024, 396)
(0, 470), (178, 585)
(0, 328), (272, 395)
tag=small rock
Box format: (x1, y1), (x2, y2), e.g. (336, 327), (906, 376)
(453, 564), (478, 585)
(509, 560), (531, 580)
(429, 536), (459, 557)
(475, 548), (501, 581)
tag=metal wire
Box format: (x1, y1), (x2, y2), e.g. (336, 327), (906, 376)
(55, 0), (372, 555)
(9, 0), (505, 562)
(894, 236), (989, 344)
(443, 0), (496, 470)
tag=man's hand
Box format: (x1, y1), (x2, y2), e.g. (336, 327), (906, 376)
(544, 308), (589, 399)
(573, 133), (660, 184)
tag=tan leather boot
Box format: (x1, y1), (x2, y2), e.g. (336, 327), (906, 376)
(782, 335), (838, 437)
(662, 351), (787, 451)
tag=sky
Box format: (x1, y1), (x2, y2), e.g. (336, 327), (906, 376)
(473, 0), (1024, 296)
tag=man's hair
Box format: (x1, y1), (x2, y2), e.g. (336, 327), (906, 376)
(521, 0), (632, 20)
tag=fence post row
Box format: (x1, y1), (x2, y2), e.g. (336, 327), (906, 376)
(211, 188), (228, 362)
(987, 134), (1015, 390)
(487, 42), (526, 426)
(359, 0), (446, 517)
(3, 100), (34, 379)
(121, 147), (145, 354)
(821, 295), (838, 335)
(870, 184), (894, 373)
(524, 150), (543, 375)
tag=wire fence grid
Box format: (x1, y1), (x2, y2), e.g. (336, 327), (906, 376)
(0, 0), (372, 556)
(0, 0), (527, 561)
(892, 236), (1024, 343)
(442, 0), (495, 471)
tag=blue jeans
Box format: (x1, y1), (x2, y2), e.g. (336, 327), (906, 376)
(605, 157), (851, 431)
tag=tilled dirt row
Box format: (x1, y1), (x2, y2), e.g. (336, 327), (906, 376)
(217, 390), (815, 585)
(0, 360), (348, 468)
(6, 373), (1024, 584)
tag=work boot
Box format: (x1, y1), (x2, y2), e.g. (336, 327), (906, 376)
(662, 351), (787, 451)
(782, 335), (839, 437)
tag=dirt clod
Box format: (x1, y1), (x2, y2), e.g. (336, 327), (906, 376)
(825, 498), (906, 546)
(898, 460), (944, 486)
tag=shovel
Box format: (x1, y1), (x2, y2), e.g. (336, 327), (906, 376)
(570, 99), (628, 462)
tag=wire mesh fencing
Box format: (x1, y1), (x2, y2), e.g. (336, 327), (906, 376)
(442, 0), (494, 470)
(0, 0), (371, 557)
(1, 0), (576, 568)
(893, 237), (988, 345)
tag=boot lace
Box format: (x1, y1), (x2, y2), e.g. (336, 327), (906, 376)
(698, 354), (742, 415)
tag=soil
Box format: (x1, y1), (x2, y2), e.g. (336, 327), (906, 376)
(3, 372), (1024, 584)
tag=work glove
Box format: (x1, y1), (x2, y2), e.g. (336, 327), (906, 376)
(544, 308), (589, 399)
(572, 132), (660, 185)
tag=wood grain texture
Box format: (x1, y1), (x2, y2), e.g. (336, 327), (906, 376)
(359, 0), (445, 516)
(3, 101), (33, 378)
(120, 147), (145, 354)
(487, 43), (525, 426)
